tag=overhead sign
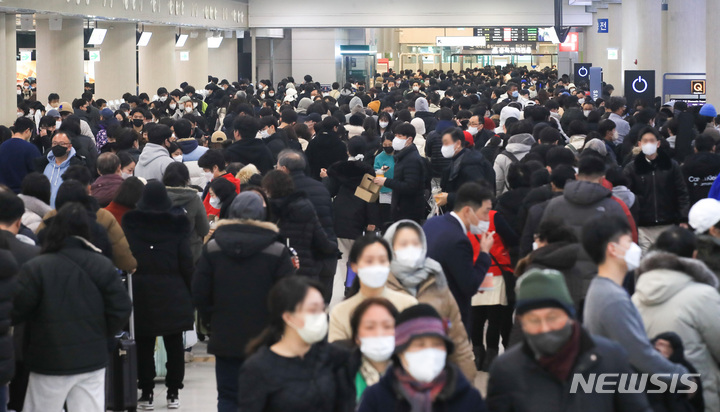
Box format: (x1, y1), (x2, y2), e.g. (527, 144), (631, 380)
(558, 32), (579, 52)
(574, 63), (592, 83)
(598, 19), (609, 33)
(691, 80), (706, 95)
(89, 51), (100, 62)
(436, 36), (486, 47)
(589, 67), (603, 101)
(624, 70), (656, 104)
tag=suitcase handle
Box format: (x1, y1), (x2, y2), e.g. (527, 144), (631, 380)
(125, 271), (135, 340)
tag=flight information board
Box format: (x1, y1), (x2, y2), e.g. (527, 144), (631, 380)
(473, 27), (539, 42)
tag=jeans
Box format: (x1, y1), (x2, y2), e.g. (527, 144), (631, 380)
(137, 333), (185, 392)
(23, 368), (105, 412)
(215, 357), (244, 412)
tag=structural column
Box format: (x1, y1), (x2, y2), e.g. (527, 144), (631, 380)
(665, 0), (705, 74)
(176, 31), (209, 90)
(208, 35), (239, 83)
(251, 28), (257, 85)
(94, 21), (137, 101)
(36, 16), (84, 104)
(606, 3), (623, 96)
(707, 0), (720, 105)
(0, 13), (16, 126)
(622, 0), (662, 96)
(138, 25), (175, 95)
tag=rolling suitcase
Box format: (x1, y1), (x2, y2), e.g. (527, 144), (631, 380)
(106, 272), (138, 411)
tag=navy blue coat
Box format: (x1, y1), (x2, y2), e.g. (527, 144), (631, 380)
(423, 214), (491, 333)
(358, 365), (488, 412)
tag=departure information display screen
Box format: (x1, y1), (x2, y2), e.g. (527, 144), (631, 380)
(473, 27), (539, 42)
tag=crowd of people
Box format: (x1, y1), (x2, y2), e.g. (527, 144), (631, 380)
(1, 65), (720, 412)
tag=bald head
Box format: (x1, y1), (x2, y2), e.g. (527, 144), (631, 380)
(97, 152), (121, 176)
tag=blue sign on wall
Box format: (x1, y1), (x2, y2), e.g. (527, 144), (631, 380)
(598, 19), (609, 33)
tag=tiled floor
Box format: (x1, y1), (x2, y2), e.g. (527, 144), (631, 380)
(134, 342), (491, 411)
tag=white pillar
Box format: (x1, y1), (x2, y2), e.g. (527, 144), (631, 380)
(665, 0), (706, 74)
(208, 37), (238, 83)
(622, 0), (662, 97)
(138, 25), (176, 94)
(36, 17), (84, 104)
(94, 22), (136, 101)
(606, 3), (623, 96)
(176, 31), (209, 90)
(0, 13), (16, 126)
(583, 9), (608, 67)
(708, 0), (720, 105)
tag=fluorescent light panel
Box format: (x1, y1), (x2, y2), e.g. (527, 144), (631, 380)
(137, 32), (152, 47)
(176, 34), (188, 47)
(207, 36), (223, 48)
(88, 28), (107, 45)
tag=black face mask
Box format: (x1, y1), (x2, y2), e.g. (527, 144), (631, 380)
(51, 145), (68, 158)
(383, 146), (393, 154)
(132, 119), (144, 128)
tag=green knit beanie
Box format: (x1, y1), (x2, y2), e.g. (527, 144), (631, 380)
(515, 269), (575, 318)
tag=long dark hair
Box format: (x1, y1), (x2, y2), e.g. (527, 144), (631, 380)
(42, 202), (91, 254)
(245, 276), (325, 356)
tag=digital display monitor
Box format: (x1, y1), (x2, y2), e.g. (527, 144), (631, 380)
(473, 27), (539, 43)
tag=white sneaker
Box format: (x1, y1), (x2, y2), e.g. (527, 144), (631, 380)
(167, 393), (180, 409)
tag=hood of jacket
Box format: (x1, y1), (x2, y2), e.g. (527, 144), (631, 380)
(46, 146), (77, 165)
(562, 180), (612, 206)
(296, 98), (313, 114)
(435, 119), (455, 133)
(383, 219), (445, 294)
(327, 159), (374, 188)
(270, 192), (316, 223)
(137, 143), (170, 168)
(349, 96), (363, 112)
(212, 218), (281, 258)
(507, 133), (536, 147)
(18, 194), (52, 218)
(227, 137), (269, 157)
(567, 134), (586, 150)
(415, 97), (429, 112)
(177, 138), (199, 154)
(612, 185), (636, 209)
(634, 251), (719, 306)
(122, 209), (191, 243)
(530, 242), (580, 271)
(166, 186), (201, 207)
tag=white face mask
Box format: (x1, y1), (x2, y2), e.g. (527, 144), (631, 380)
(185, 106), (194, 113)
(379, 121), (389, 129)
(159, 96), (168, 102)
(357, 264), (390, 288)
(16, 112), (23, 118)
(412, 86), (420, 92)
(583, 110), (591, 117)
(395, 246), (423, 266)
(203, 171), (214, 182)
(55, 120), (62, 129)
(169, 103), (177, 110)
(360, 336), (395, 362)
(173, 155), (183, 162)
(258, 129), (270, 139)
(532, 241), (539, 251)
(612, 130), (619, 142)
(641, 142), (657, 156)
(392, 137), (407, 152)
(467, 126), (478, 136)
(578, 98), (585, 105)
(470, 219), (490, 235)
(290, 313), (329, 344)
(260, 94), (266, 99)
(404, 348), (446, 383)
(121, 172), (132, 180)
(209, 196), (222, 209)
(441, 144), (456, 159)
(620, 242), (642, 271)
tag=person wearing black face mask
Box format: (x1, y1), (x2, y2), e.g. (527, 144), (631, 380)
(487, 269), (651, 412)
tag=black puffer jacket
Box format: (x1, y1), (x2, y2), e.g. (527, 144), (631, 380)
(193, 219), (294, 359)
(12, 237), (132, 375)
(0, 250), (17, 383)
(681, 152), (720, 205)
(122, 210), (194, 337)
(269, 192), (338, 278)
(441, 148), (496, 210)
(305, 130), (348, 180)
(291, 170), (337, 246)
(385, 144), (426, 223)
(623, 150), (690, 226)
(496, 187), (532, 235)
(223, 138), (275, 174)
(265, 129), (290, 163)
(324, 160), (378, 239)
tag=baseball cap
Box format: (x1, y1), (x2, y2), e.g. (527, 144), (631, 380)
(211, 131), (227, 143)
(58, 102), (73, 114)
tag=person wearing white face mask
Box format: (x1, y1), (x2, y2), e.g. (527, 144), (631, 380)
(582, 215), (689, 383)
(383, 220), (477, 381)
(357, 304), (488, 412)
(329, 234), (418, 342)
(623, 127), (690, 251)
(435, 128), (495, 211)
(239, 276), (351, 412)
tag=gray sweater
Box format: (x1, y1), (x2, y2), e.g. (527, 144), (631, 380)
(584, 276), (688, 377)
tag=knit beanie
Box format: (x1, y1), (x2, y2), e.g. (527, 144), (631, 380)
(228, 192), (266, 221)
(367, 100), (381, 114)
(699, 104), (717, 118)
(515, 269), (575, 318)
(394, 304), (454, 354)
(136, 181), (172, 212)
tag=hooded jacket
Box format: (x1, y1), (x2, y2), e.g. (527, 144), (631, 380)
(192, 219), (293, 358)
(414, 98), (438, 133)
(633, 252), (720, 412)
(18, 194), (52, 233)
(12, 237), (132, 375)
(383, 220), (476, 382)
(134, 143), (174, 182)
(541, 180), (627, 239)
(223, 138), (275, 175)
(623, 149), (690, 226)
(90, 173), (124, 207)
(42, 147), (80, 208)
(122, 210), (194, 337)
(324, 160), (378, 239)
(166, 186), (210, 262)
(176, 137), (208, 162)
(441, 148), (496, 210)
(493, 133), (535, 196)
(345, 97), (365, 122)
(385, 144), (426, 223)
(305, 130), (349, 180)
(291, 170), (337, 246)
(425, 120), (457, 177)
(269, 192), (337, 278)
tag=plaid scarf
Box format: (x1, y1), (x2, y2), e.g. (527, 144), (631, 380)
(394, 367), (447, 412)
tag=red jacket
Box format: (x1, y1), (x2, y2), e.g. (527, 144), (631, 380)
(469, 210), (513, 276)
(203, 173), (242, 216)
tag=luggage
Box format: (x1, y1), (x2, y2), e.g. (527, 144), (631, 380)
(106, 272), (138, 411)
